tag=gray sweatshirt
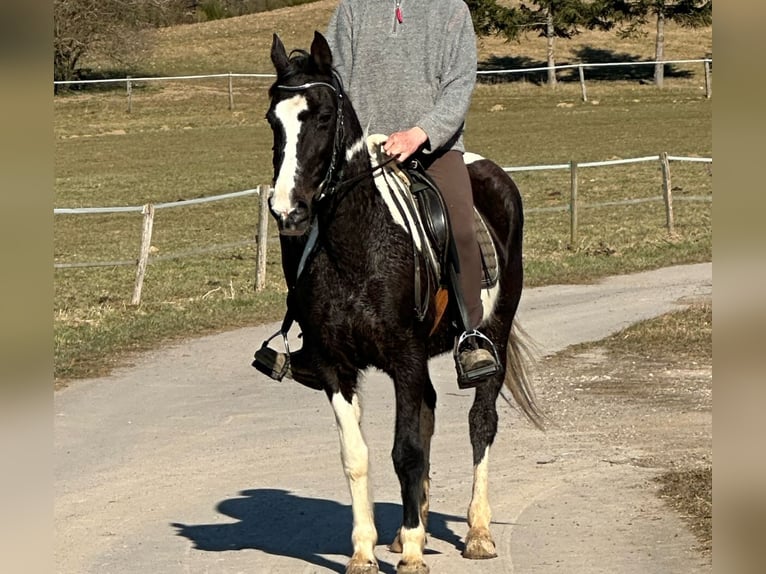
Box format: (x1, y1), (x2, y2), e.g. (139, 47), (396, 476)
(325, 0), (477, 153)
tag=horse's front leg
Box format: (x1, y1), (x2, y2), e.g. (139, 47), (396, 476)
(331, 391), (378, 574)
(389, 380), (436, 555)
(391, 371), (430, 574)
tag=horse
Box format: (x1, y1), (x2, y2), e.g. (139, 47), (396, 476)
(261, 31), (543, 574)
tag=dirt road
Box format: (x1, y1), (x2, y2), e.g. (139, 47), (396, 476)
(54, 263), (712, 573)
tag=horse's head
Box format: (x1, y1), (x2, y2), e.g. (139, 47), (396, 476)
(266, 32), (343, 236)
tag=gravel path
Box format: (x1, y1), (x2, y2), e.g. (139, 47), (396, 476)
(55, 262), (712, 573)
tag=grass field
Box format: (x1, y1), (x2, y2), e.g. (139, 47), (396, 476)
(54, 0), (712, 383)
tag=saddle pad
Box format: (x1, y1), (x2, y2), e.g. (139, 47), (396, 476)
(474, 209), (499, 289)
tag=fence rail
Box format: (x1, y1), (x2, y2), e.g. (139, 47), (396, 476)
(53, 59), (712, 86)
(54, 154), (712, 303)
(54, 188), (261, 215)
(54, 57), (713, 110)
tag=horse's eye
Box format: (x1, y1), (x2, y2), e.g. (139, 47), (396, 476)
(317, 113), (333, 125)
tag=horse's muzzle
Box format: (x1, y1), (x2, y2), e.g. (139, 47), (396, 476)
(276, 202), (310, 236)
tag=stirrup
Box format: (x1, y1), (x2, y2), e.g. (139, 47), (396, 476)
(252, 330), (292, 382)
(453, 330), (502, 389)
(252, 331), (324, 391)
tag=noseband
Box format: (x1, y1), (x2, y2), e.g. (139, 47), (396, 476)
(273, 74), (346, 202)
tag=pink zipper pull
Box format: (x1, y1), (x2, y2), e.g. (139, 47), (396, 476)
(395, 2), (403, 24)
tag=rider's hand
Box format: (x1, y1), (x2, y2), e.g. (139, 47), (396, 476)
(383, 127), (428, 162)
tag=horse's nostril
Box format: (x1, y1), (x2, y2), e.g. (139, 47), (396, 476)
(284, 202), (310, 232)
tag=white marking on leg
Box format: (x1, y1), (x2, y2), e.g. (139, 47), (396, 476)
(272, 95), (308, 217)
(331, 393), (377, 564)
(399, 522), (426, 565)
(468, 446), (492, 530)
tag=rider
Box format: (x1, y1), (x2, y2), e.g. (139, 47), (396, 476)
(325, 0), (499, 385)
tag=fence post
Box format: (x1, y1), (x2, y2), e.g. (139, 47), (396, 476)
(228, 72), (234, 111)
(255, 186), (270, 292)
(578, 64), (588, 102)
(703, 60), (712, 99)
(660, 152), (675, 234)
(126, 76), (132, 114)
(569, 160), (578, 248)
(132, 203), (155, 305)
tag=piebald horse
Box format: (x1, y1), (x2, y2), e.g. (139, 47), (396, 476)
(263, 31), (542, 574)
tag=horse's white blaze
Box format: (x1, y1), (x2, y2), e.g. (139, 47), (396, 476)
(272, 95), (308, 217)
(467, 446), (492, 530)
(331, 393), (377, 561)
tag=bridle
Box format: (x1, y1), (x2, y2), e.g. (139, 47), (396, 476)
(273, 72), (347, 203)
(273, 71), (397, 203)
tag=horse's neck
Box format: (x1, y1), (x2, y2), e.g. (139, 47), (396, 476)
(317, 147), (384, 261)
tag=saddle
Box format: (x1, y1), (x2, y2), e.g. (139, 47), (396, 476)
(366, 135), (499, 329)
(404, 160), (499, 289)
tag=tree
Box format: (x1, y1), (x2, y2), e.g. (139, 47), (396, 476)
(520, 1), (615, 87)
(598, 1), (712, 87)
(54, 0), (160, 84)
(465, 0), (526, 40)
(466, 1), (612, 87)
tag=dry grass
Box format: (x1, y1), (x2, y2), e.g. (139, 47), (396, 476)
(657, 467), (712, 554)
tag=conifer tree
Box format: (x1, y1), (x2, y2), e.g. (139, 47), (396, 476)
(597, 1), (712, 87)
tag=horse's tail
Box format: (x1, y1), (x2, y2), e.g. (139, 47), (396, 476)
(503, 322), (546, 430)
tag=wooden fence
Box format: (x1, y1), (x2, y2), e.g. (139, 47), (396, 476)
(54, 58), (712, 112)
(54, 153), (711, 304)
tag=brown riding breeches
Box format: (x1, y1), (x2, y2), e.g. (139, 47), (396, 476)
(418, 149), (483, 329)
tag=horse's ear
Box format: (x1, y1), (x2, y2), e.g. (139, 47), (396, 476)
(271, 33), (290, 74)
(310, 31), (333, 73)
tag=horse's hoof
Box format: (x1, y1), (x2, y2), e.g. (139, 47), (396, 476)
(346, 557), (378, 574)
(388, 532), (403, 553)
(462, 528), (497, 560)
(396, 560), (430, 574)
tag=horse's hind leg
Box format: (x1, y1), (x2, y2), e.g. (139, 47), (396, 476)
(463, 379), (502, 559)
(389, 379), (436, 554)
(330, 391), (379, 574)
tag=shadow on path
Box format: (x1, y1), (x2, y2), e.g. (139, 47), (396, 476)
(173, 488), (466, 573)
